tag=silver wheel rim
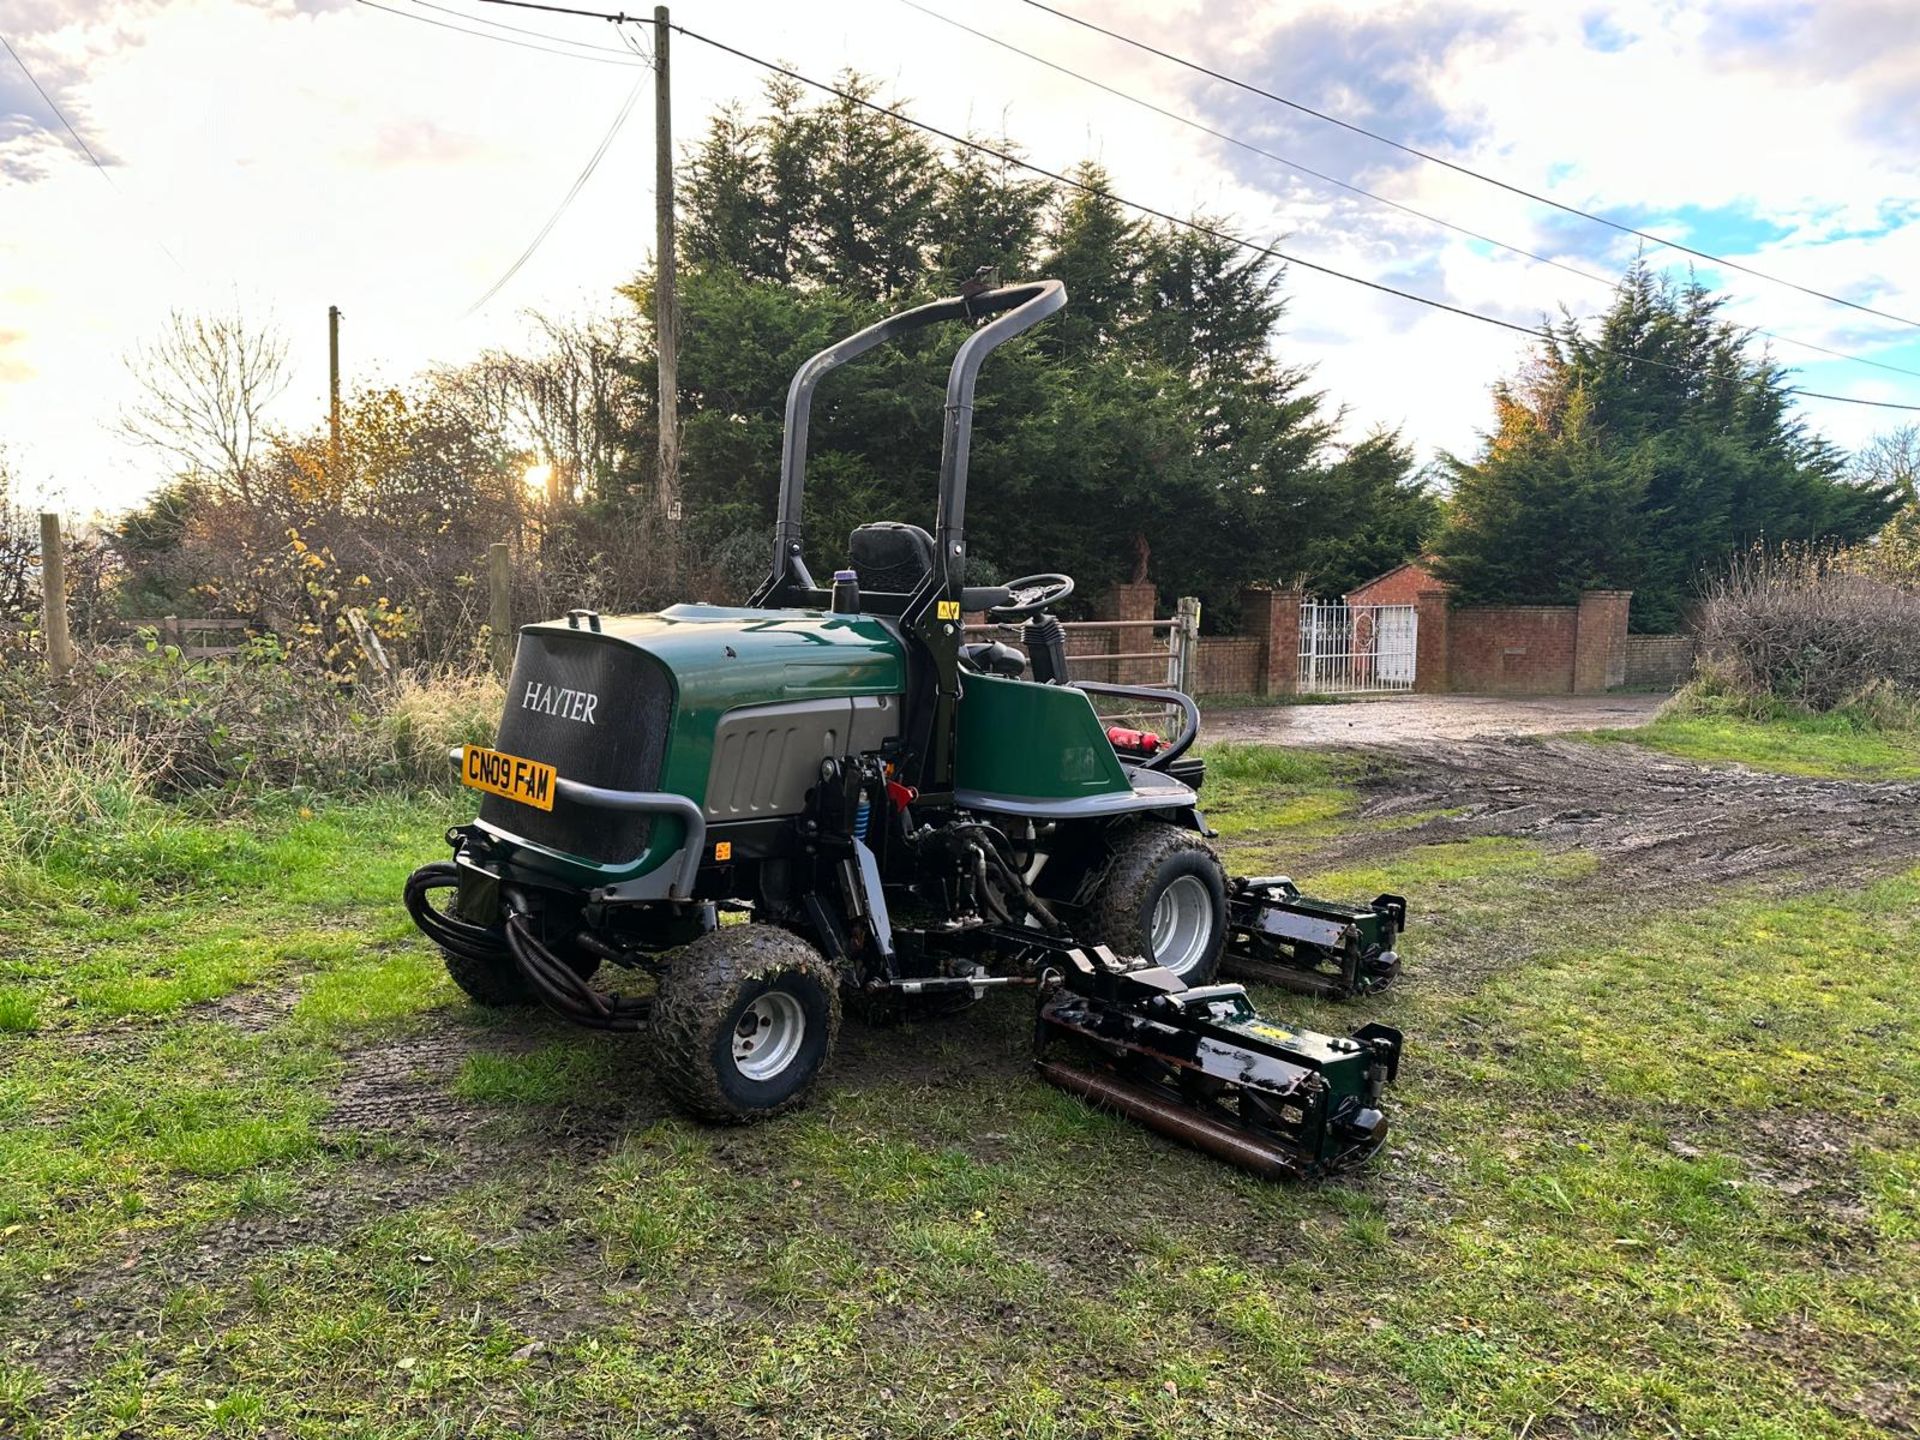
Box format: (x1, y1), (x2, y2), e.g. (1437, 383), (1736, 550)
(731, 990), (806, 1081)
(1150, 874), (1214, 977)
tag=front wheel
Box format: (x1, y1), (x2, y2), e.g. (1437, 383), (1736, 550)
(649, 927), (841, 1122)
(1081, 823), (1228, 982)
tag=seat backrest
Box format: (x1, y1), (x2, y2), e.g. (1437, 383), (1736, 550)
(848, 522), (935, 594)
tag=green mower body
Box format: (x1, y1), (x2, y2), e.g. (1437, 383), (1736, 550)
(408, 279), (1407, 1180)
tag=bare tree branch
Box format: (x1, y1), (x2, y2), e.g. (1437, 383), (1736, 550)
(118, 309), (291, 504)
(1853, 424), (1920, 501)
(433, 309), (644, 501)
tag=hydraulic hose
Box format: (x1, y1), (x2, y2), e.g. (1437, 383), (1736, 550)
(501, 886), (653, 1032)
(404, 861), (511, 964)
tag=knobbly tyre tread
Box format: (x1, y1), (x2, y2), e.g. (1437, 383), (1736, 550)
(1080, 822), (1229, 982)
(650, 926), (842, 1123)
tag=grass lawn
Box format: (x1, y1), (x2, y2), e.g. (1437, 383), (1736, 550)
(1590, 706), (1920, 780)
(2, 738), (1916, 1437)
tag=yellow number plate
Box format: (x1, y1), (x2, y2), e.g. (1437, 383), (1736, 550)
(461, 744), (557, 811)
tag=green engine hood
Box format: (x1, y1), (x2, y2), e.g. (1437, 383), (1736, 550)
(495, 603), (907, 885)
(560, 603), (908, 703)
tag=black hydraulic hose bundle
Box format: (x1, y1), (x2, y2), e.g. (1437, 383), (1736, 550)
(501, 886), (653, 1032)
(403, 861), (510, 963)
(951, 821), (1066, 933)
(404, 862), (650, 1031)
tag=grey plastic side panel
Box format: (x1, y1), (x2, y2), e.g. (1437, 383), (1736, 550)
(849, 694), (900, 753)
(705, 696), (903, 820)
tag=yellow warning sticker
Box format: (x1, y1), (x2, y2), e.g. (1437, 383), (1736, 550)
(713, 841), (733, 862)
(937, 600), (961, 620)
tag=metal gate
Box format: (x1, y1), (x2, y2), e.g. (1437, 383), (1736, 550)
(1299, 602), (1418, 695)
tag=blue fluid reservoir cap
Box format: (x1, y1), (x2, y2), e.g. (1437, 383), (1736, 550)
(834, 569), (858, 582)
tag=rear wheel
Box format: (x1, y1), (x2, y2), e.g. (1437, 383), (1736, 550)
(1081, 823), (1228, 982)
(650, 927), (841, 1122)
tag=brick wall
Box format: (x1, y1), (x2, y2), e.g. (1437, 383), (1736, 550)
(1063, 616), (1117, 684)
(1623, 634), (1697, 690)
(1235, 585), (1302, 695)
(1097, 580), (1160, 686)
(1346, 559), (1440, 608)
(1192, 636), (1264, 696)
(1448, 606), (1579, 693)
(1051, 580), (1641, 698)
(1575, 589), (1631, 692)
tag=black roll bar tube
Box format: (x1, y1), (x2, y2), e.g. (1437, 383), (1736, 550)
(753, 280), (1067, 606)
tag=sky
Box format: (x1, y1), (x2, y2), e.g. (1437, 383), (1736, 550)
(2, 0), (1917, 516)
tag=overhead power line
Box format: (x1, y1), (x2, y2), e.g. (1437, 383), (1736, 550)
(463, 65), (648, 315)
(463, 1), (1920, 413)
(1020, 0), (1920, 333)
(355, 0), (645, 66)
(897, 0), (1920, 386)
(1, 31), (112, 176)
(412, 0), (647, 58)
(1, 29), (189, 273)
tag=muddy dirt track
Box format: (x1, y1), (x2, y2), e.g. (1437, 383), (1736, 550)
(1316, 735), (1920, 893)
(1205, 692), (1666, 748)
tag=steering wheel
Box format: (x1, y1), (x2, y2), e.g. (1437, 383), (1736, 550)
(987, 573), (1075, 622)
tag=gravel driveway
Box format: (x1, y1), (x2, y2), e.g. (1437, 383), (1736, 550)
(1202, 691), (1667, 747)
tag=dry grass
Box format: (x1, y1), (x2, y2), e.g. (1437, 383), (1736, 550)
(382, 669), (504, 785)
(0, 658), (500, 884)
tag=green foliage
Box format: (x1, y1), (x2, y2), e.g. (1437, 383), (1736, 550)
(657, 81), (1432, 610)
(1300, 430), (1443, 599)
(1436, 262), (1902, 628)
(1439, 387), (1646, 605)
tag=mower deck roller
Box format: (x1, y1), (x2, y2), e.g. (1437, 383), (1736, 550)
(1223, 878), (1407, 1000)
(404, 276), (1410, 1180)
(1033, 944), (1401, 1179)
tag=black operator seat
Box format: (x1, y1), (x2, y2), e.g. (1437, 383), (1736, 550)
(846, 524), (1024, 678)
(848, 521), (936, 594)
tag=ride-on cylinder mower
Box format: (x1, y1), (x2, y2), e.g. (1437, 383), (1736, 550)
(405, 279), (1407, 1179)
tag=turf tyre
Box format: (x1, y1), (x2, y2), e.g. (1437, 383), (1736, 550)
(650, 926), (841, 1122)
(1081, 823), (1228, 982)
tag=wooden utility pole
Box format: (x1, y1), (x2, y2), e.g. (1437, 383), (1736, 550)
(328, 305), (343, 472)
(653, 5), (680, 528)
(488, 542), (513, 678)
(39, 513), (73, 680)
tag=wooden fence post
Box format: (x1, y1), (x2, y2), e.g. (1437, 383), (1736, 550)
(39, 513), (74, 680)
(488, 542), (513, 677)
(1170, 596), (1201, 694)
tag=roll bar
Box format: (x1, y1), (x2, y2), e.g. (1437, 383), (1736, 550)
(755, 279), (1067, 606)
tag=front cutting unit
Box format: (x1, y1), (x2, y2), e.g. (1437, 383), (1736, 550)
(406, 280), (1407, 1180)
